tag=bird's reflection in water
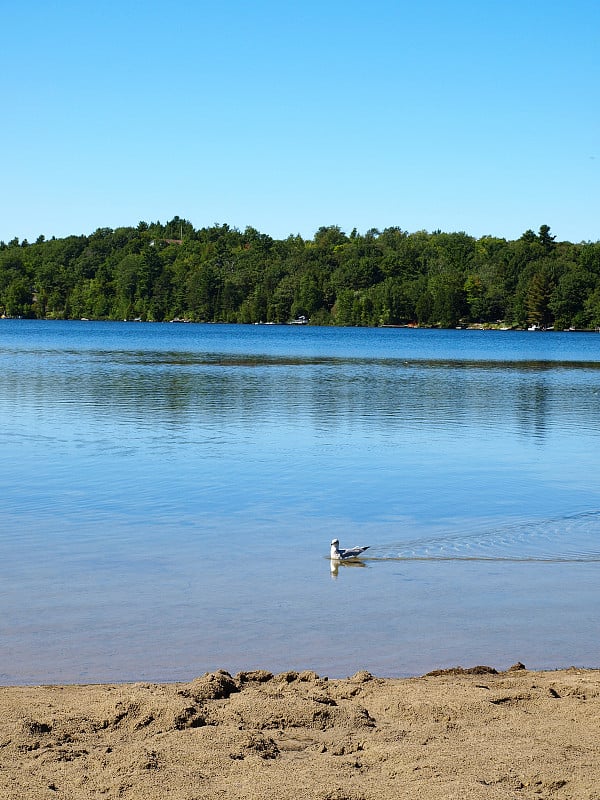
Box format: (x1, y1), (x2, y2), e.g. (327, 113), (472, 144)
(329, 558), (368, 579)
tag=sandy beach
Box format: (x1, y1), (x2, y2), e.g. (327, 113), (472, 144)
(1, 664), (599, 799)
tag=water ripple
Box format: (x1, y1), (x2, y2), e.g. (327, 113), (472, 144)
(370, 511), (600, 562)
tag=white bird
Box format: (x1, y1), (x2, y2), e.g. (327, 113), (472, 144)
(330, 538), (369, 560)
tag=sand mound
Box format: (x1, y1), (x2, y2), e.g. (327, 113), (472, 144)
(1, 666), (599, 799)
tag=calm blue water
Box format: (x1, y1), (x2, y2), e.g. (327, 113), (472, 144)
(1, 320), (599, 683)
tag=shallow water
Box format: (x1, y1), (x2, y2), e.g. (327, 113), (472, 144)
(1, 321), (599, 683)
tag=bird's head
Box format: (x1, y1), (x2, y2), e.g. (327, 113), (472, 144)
(331, 539), (339, 546)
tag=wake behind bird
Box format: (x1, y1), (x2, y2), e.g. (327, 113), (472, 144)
(363, 511), (600, 563)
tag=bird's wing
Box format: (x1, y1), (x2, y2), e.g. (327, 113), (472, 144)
(340, 546), (369, 558)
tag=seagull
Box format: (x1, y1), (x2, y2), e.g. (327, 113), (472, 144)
(330, 538), (369, 560)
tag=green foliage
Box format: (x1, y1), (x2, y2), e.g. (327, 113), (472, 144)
(1, 220), (599, 329)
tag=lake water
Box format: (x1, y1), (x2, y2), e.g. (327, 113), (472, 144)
(1, 320), (599, 684)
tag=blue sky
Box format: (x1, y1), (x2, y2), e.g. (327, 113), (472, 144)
(2, 0), (599, 243)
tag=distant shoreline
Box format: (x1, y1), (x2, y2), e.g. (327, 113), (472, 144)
(2, 315), (600, 333)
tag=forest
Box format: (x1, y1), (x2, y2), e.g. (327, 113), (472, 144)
(2, 217), (600, 330)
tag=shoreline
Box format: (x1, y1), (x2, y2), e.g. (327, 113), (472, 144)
(2, 665), (599, 799)
(1, 660), (594, 690)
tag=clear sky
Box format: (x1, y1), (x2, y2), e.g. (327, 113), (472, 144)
(2, 0), (599, 243)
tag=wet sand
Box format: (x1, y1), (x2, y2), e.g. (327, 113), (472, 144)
(1, 665), (599, 799)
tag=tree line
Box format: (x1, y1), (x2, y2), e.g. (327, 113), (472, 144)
(2, 218), (600, 329)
